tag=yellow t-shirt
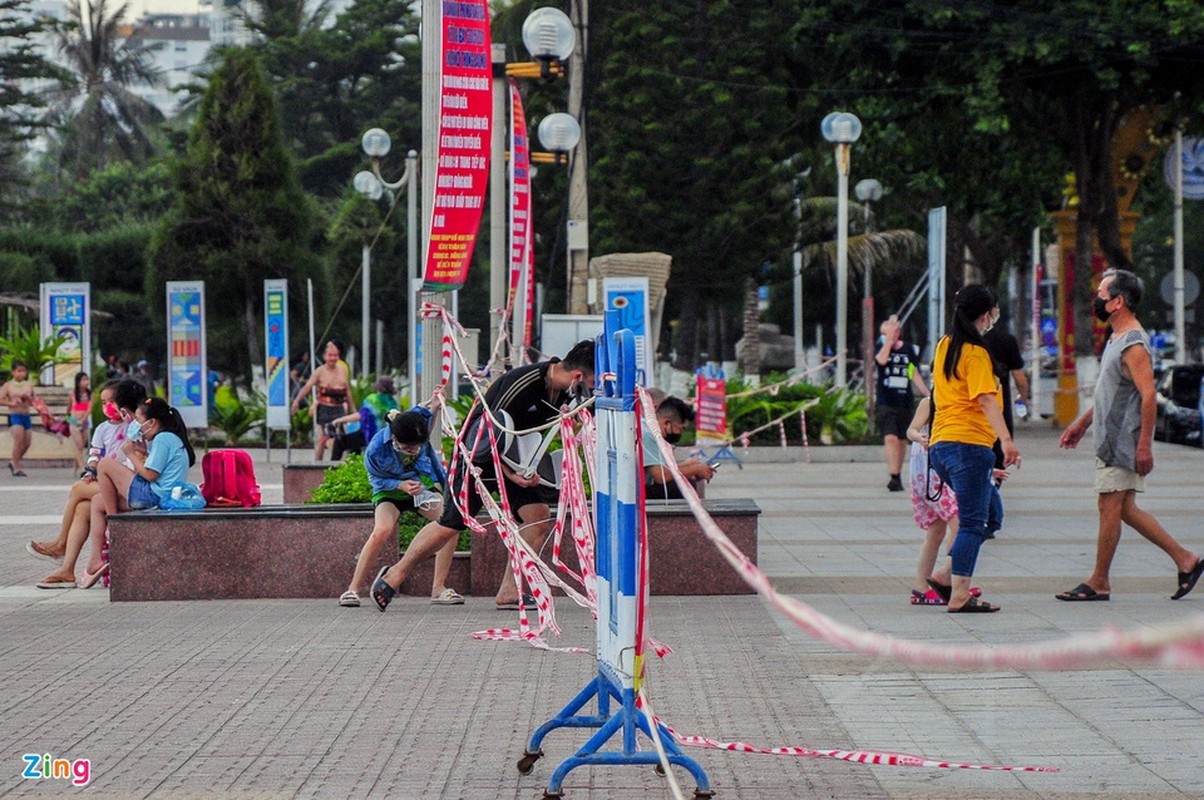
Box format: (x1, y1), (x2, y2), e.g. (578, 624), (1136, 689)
(929, 337), (1002, 448)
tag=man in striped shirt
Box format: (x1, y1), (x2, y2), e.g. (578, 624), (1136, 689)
(370, 340), (596, 612)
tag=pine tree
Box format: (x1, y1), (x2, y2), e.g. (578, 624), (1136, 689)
(150, 49), (326, 381)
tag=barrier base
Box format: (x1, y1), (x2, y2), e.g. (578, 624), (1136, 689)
(522, 667), (713, 797)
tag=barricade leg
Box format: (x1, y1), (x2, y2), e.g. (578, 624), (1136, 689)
(533, 668), (713, 798)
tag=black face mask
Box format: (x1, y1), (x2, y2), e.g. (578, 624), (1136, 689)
(1093, 296), (1113, 323)
(663, 430), (682, 445)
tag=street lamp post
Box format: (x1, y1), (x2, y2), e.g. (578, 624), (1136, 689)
(821, 111), (862, 387)
(792, 167), (810, 373)
(358, 127), (416, 381)
(854, 177), (882, 406)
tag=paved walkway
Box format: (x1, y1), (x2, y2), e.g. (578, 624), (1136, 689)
(0, 422), (1201, 798)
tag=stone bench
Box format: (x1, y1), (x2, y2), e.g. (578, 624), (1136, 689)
(469, 498), (759, 596)
(281, 463), (338, 503)
(107, 498), (760, 601)
(107, 504), (469, 602)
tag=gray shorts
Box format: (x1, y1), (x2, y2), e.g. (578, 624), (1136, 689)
(1094, 458), (1144, 494)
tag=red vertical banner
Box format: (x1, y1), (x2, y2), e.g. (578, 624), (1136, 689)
(508, 79), (534, 346)
(695, 377), (728, 441)
(423, 0), (492, 291)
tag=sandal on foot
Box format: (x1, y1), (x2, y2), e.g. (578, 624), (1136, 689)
(1171, 558), (1204, 600)
(1055, 582), (1110, 602)
(339, 590), (360, 607)
(79, 563), (109, 590)
(26, 541), (63, 562)
(948, 596), (1000, 614)
(431, 588), (464, 605)
(927, 579), (982, 603)
(495, 593), (536, 611)
(911, 589), (946, 606)
(36, 575), (77, 589)
(370, 566), (396, 612)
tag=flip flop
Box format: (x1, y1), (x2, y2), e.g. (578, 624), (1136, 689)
(927, 579), (983, 603)
(1055, 582), (1110, 602)
(79, 563), (109, 590)
(36, 575), (77, 589)
(947, 596), (1000, 613)
(370, 565), (395, 612)
(26, 541), (63, 562)
(911, 588), (945, 606)
(495, 593), (536, 611)
(431, 588), (465, 605)
(1171, 558), (1204, 600)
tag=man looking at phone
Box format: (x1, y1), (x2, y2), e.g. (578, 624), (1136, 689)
(642, 395), (715, 500)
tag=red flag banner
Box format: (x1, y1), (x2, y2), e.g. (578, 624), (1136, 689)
(696, 377), (728, 441)
(423, 0), (492, 291)
(508, 79), (534, 347)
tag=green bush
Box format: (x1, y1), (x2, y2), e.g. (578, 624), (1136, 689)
(720, 374), (871, 445)
(210, 385), (266, 444)
(307, 454), (469, 551)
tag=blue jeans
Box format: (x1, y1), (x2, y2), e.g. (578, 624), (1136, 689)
(928, 442), (1003, 577)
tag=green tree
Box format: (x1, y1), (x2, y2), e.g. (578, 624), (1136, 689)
(150, 49), (327, 381)
(0, 0), (65, 211)
(48, 0), (165, 179)
(588, 0), (801, 368)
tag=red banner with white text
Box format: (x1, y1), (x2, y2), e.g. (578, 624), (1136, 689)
(422, 0), (492, 291)
(508, 79), (534, 349)
(696, 377), (728, 441)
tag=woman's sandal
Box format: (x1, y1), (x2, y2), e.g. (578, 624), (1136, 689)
(911, 589), (945, 606)
(947, 596), (1000, 613)
(371, 566), (395, 612)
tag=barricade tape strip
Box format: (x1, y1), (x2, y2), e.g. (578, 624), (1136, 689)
(636, 388), (1204, 671)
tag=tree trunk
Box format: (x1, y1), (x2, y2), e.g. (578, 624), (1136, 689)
(673, 283), (700, 370)
(243, 284), (261, 383)
(740, 277), (761, 377)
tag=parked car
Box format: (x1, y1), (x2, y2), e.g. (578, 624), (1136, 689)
(1154, 364), (1204, 446)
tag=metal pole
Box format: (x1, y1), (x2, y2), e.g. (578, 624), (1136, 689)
(565, 0), (589, 314)
(490, 44), (507, 363)
(419, 0), (444, 416)
(407, 149), (418, 400)
(1030, 227), (1041, 419)
(375, 318), (383, 375)
(1174, 130), (1186, 364)
(835, 143), (850, 387)
(862, 200), (874, 413)
(793, 196), (804, 371)
(361, 242), (370, 378)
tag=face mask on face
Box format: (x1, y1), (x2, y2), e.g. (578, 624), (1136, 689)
(663, 431), (683, 445)
(1093, 295), (1113, 323)
(127, 419), (143, 442)
(102, 402), (121, 422)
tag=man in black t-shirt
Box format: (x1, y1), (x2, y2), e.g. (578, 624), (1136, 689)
(369, 339), (597, 612)
(875, 315), (930, 491)
(982, 305), (1030, 473)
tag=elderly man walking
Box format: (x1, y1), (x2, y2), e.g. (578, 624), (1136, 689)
(1056, 269), (1203, 602)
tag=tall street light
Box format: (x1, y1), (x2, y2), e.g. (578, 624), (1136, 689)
(821, 111), (862, 387)
(488, 7), (575, 364)
(358, 127), (416, 381)
(855, 177), (882, 409)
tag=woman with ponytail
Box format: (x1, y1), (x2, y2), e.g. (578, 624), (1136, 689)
(927, 284), (1021, 613)
(80, 397), (196, 588)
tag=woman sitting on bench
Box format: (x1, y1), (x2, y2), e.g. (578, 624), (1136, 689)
(80, 397), (196, 589)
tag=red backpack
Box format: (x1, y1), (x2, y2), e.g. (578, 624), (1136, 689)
(201, 449), (262, 507)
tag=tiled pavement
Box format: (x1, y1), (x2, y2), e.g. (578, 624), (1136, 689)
(0, 421), (1201, 799)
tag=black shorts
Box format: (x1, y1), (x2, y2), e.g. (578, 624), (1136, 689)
(315, 403), (343, 427)
(875, 403), (913, 439)
(436, 456), (559, 530)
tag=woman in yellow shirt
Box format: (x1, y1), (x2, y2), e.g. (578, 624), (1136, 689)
(928, 284), (1021, 613)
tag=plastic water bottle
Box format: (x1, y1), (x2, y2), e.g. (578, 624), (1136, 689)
(1015, 400), (1029, 421)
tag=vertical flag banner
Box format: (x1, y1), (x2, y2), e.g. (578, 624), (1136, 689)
(695, 376), (728, 441)
(263, 280), (290, 429)
(38, 282), (90, 387)
(508, 78), (534, 349)
(423, 0), (492, 291)
(603, 277), (652, 383)
(166, 281), (207, 429)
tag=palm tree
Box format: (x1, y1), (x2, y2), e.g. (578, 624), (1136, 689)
(49, 0), (165, 178)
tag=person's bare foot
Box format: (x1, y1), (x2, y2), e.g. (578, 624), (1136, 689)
(26, 541), (64, 561)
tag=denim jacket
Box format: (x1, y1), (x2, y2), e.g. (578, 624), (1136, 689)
(362, 406), (447, 495)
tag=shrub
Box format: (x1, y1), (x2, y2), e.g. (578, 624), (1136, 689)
(307, 454), (469, 551)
